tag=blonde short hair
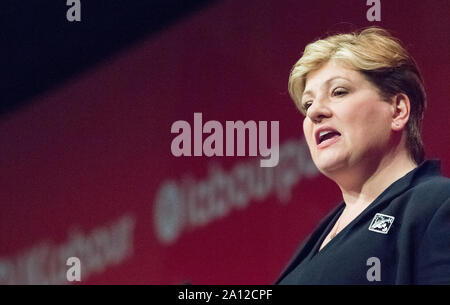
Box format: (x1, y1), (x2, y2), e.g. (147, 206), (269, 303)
(289, 27), (426, 164)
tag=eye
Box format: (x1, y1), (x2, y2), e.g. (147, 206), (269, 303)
(332, 87), (348, 97)
(302, 101), (312, 112)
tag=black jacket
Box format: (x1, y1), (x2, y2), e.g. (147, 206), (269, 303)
(276, 160), (450, 284)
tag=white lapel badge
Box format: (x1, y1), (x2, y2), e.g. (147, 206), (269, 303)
(369, 213), (395, 234)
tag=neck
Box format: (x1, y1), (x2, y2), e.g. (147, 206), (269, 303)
(333, 149), (417, 210)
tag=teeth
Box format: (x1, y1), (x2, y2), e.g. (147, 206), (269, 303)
(319, 131), (331, 137)
(318, 129), (340, 144)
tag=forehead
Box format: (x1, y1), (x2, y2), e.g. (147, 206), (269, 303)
(303, 61), (359, 95)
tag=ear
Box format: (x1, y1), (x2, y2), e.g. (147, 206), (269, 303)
(390, 93), (410, 131)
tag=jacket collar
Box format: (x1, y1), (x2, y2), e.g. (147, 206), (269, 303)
(364, 159), (441, 210)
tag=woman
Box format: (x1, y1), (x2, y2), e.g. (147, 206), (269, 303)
(276, 27), (450, 284)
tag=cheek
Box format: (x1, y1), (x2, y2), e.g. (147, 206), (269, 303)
(303, 119), (318, 153)
(303, 119), (314, 143)
(341, 99), (392, 144)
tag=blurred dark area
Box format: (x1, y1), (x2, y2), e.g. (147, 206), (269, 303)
(0, 0), (217, 119)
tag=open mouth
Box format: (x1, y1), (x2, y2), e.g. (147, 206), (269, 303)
(316, 129), (341, 148)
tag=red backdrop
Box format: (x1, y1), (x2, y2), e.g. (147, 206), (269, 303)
(1, 0), (449, 284)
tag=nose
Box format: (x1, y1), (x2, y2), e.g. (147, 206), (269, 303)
(306, 99), (332, 123)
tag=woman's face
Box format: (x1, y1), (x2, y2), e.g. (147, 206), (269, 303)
(301, 60), (394, 176)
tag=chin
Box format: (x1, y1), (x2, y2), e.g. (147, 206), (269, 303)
(313, 153), (348, 175)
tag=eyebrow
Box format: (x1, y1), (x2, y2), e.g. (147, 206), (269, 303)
(302, 76), (351, 99)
